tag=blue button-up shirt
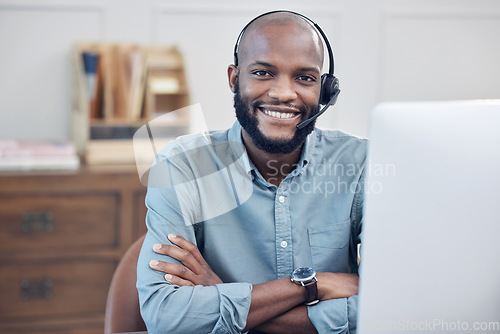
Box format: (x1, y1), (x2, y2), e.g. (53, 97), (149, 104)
(137, 121), (367, 333)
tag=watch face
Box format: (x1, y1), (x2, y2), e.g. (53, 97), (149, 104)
(292, 267), (315, 281)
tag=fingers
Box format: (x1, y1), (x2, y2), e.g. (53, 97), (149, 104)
(152, 241), (204, 275)
(152, 234), (207, 273)
(149, 234), (223, 286)
(164, 274), (195, 287)
(149, 259), (195, 285)
(167, 234), (207, 265)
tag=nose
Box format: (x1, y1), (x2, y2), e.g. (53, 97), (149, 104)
(268, 76), (297, 102)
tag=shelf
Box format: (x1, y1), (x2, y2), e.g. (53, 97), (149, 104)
(71, 44), (191, 164)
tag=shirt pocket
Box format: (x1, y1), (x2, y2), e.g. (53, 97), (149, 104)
(308, 219), (351, 272)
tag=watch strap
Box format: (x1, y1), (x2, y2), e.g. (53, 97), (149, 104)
(303, 277), (319, 306)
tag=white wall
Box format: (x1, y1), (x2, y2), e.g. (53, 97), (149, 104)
(1, 0), (499, 140)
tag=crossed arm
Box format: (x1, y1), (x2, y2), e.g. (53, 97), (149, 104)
(148, 233), (359, 333)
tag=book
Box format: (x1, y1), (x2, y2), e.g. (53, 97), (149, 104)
(122, 46), (147, 120)
(85, 137), (172, 166)
(81, 51), (102, 118)
(0, 140), (77, 158)
(0, 140), (80, 171)
(0, 156), (80, 171)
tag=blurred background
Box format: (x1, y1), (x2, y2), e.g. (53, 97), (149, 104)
(1, 1), (499, 332)
(1, 0), (499, 141)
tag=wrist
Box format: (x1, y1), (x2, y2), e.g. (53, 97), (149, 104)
(315, 272), (359, 300)
(315, 272), (328, 300)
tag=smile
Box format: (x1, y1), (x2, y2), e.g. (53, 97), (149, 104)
(259, 107), (300, 120)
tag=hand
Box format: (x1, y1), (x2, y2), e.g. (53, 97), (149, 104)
(316, 272), (359, 301)
(149, 233), (223, 287)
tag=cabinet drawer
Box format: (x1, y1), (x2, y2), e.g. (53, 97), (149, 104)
(0, 194), (118, 253)
(0, 260), (115, 320)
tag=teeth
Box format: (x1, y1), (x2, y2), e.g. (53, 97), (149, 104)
(263, 109), (295, 119)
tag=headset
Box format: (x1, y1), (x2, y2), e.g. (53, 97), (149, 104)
(233, 10), (340, 129)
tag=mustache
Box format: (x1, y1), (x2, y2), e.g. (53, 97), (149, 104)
(251, 100), (308, 114)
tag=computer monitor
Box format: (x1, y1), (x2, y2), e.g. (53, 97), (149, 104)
(358, 100), (500, 333)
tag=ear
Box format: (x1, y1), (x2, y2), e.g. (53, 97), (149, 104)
(227, 64), (239, 93)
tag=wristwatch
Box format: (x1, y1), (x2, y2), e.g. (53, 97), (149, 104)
(290, 267), (319, 306)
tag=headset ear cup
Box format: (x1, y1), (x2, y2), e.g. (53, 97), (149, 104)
(320, 74), (340, 105)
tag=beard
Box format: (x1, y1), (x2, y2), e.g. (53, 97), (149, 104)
(233, 81), (318, 154)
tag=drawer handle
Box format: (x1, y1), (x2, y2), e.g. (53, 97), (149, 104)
(20, 278), (53, 300)
(21, 211), (54, 233)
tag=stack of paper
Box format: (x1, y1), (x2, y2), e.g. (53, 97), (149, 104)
(0, 140), (80, 171)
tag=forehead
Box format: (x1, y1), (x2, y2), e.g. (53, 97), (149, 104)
(238, 22), (324, 71)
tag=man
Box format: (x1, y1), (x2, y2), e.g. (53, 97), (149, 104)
(137, 11), (366, 333)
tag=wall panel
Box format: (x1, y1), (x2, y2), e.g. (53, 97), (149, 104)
(380, 9), (500, 102)
(0, 2), (105, 139)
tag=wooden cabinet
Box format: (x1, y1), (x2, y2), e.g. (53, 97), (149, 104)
(0, 166), (147, 333)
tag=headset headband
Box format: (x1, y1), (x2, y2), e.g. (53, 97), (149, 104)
(233, 10), (334, 76)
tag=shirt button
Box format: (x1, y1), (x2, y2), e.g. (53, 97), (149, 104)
(281, 240), (288, 248)
(278, 195), (285, 203)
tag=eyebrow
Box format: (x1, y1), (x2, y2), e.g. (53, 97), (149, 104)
(249, 61), (320, 74)
(298, 67), (321, 74)
(250, 61), (276, 68)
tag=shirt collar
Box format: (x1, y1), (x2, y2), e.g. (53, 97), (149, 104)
(298, 129), (316, 170)
(228, 121), (253, 175)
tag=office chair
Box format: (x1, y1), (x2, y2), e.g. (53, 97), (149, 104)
(104, 234), (147, 334)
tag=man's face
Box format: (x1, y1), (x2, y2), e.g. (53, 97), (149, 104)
(231, 23), (323, 154)
(234, 81), (318, 154)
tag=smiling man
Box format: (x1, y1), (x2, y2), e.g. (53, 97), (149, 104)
(231, 17), (321, 156)
(137, 11), (367, 333)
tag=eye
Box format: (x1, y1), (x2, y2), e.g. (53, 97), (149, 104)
(251, 70), (272, 78)
(297, 75), (316, 83)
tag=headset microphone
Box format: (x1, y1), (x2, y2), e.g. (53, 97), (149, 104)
(296, 88), (340, 129)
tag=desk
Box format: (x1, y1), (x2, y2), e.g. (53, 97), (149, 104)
(0, 166), (147, 333)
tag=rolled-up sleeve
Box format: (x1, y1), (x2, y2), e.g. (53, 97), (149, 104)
(307, 296), (358, 333)
(138, 267), (252, 333)
(137, 199), (253, 333)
